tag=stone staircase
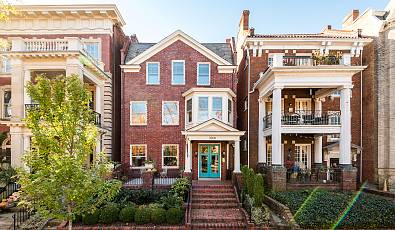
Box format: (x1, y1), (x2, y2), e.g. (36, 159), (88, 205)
(189, 180), (248, 229)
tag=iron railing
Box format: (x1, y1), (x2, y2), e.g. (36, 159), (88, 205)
(286, 168), (341, 184)
(12, 208), (35, 230)
(264, 110), (341, 129)
(282, 56), (342, 67)
(0, 183), (20, 200)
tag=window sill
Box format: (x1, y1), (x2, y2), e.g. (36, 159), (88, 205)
(171, 83), (186, 86)
(162, 166), (179, 169)
(162, 124), (179, 126)
(130, 124), (147, 126)
(146, 83), (160, 85)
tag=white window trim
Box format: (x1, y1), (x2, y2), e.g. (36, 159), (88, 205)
(130, 144), (147, 169)
(186, 98), (193, 125)
(171, 60), (185, 85)
(197, 62), (211, 86)
(82, 38), (102, 61)
(162, 101), (179, 126)
(146, 62), (160, 85)
(267, 143), (272, 165)
(295, 144), (311, 169)
(295, 98), (312, 111)
(197, 96), (209, 122)
(162, 144), (179, 169)
(130, 101), (147, 126)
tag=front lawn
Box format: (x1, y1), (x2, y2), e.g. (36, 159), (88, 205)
(271, 189), (395, 229)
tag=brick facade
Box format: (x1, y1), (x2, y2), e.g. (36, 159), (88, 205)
(121, 39), (236, 178)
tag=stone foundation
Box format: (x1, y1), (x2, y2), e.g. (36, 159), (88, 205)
(338, 165), (357, 191)
(267, 165), (287, 191)
(141, 170), (154, 189)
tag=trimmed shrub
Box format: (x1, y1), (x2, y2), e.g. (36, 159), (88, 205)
(82, 210), (99, 225)
(113, 188), (167, 205)
(243, 193), (254, 215)
(246, 168), (255, 195)
(166, 208), (183, 225)
(119, 205), (136, 223)
(134, 206), (151, 225)
(151, 207), (166, 224)
(251, 205), (270, 225)
(253, 173), (264, 207)
(160, 194), (183, 210)
(99, 202), (120, 224)
(170, 178), (191, 200)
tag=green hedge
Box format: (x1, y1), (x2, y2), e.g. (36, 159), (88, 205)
(99, 203), (120, 224)
(271, 189), (395, 229)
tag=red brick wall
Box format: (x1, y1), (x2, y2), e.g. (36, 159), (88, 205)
(122, 40), (236, 174)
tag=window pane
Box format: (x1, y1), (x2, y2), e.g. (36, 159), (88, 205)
(187, 99), (192, 123)
(172, 61), (185, 84)
(163, 145), (178, 167)
(131, 102), (147, 124)
(198, 97), (208, 121)
(228, 99), (232, 122)
(198, 64), (210, 85)
(163, 102), (179, 125)
(84, 42), (100, 61)
(147, 63), (159, 84)
(211, 97), (222, 120)
(4, 90), (11, 118)
(131, 145), (146, 167)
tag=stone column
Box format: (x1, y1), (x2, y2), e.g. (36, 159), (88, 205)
(23, 69), (31, 113)
(339, 86), (356, 190)
(183, 139), (192, 179)
(66, 57), (83, 79)
(233, 140), (241, 173)
(340, 87), (352, 165)
(272, 87), (283, 166)
(10, 132), (23, 168)
(95, 85), (102, 114)
(314, 98), (322, 117)
(314, 135), (323, 166)
(258, 97), (267, 169)
(10, 59), (24, 121)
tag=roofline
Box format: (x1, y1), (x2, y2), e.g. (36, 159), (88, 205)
(13, 4), (126, 26)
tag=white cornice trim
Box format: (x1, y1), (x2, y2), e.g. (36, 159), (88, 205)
(120, 64), (141, 72)
(182, 87), (236, 98)
(218, 65), (236, 73)
(125, 30), (233, 66)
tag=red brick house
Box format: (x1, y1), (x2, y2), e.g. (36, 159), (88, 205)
(235, 10), (371, 190)
(120, 30), (244, 180)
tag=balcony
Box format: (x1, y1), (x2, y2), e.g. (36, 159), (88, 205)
(24, 104), (102, 127)
(282, 56), (342, 67)
(264, 110), (341, 129)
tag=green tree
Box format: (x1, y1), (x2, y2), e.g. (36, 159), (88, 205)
(18, 74), (121, 230)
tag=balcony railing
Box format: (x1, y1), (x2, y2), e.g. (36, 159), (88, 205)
(24, 40), (69, 52)
(25, 104), (102, 127)
(283, 56), (342, 67)
(263, 110), (341, 129)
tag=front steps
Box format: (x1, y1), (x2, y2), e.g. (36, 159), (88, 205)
(190, 181), (248, 230)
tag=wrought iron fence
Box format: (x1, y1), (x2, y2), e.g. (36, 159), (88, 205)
(264, 110), (341, 129)
(12, 208), (35, 230)
(0, 183), (20, 200)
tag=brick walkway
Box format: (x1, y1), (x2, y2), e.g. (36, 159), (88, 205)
(190, 180), (247, 229)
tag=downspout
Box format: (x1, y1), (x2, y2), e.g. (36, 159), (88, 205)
(246, 48), (251, 168)
(360, 49), (363, 183)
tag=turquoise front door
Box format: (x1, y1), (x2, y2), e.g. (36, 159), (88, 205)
(199, 144), (221, 178)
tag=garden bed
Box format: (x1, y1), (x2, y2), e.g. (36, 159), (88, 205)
(270, 189), (395, 229)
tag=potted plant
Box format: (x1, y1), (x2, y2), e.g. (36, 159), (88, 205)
(144, 159), (155, 170)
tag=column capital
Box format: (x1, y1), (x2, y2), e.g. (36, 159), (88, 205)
(340, 85), (353, 90)
(273, 85), (284, 90)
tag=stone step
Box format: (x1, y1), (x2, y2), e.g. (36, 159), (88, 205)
(191, 222), (246, 230)
(192, 184), (234, 189)
(191, 202), (239, 209)
(192, 188), (235, 193)
(192, 192), (236, 199)
(192, 197), (237, 204)
(191, 208), (245, 223)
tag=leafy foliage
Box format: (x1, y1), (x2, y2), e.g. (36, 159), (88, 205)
(99, 203), (119, 224)
(170, 178), (191, 200)
(113, 188), (167, 205)
(18, 75), (121, 228)
(160, 193), (183, 210)
(243, 193), (254, 215)
(251, 206), (270, 226)
(253, 174), (264, 207)
(0, 166), (16, 185)
(135, 206), (151, 225)
(150, 207), (166, 224)
(166, 208), (183, 224)
(119, 205), (136, 223)
(271, 189), (395, 229)
(82, 210), (99, 225)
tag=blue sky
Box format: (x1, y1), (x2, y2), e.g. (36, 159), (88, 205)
(20, 0), (389, 42)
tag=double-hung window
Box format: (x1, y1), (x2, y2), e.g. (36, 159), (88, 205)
(197, 63), (210, 85)
(212, 97), (222, 120)
(130, 144), (147, 168)
(3, 89), (11, 119)
(130, 101), (147, 125)
(228, 99), (232, 123)
(162, 144), (179, 168)
(187, 99), (192, 123)
(84, 42), (100, 61)
(162, 101), (179, 125)
(172, 60), (185, 85)
(198, 97), (209, 122)
(146, 62), (160, 84)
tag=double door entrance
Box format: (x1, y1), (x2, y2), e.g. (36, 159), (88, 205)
(198, 144), (221, 178)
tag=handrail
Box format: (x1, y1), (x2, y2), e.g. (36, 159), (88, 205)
(264, 110), (341, 128)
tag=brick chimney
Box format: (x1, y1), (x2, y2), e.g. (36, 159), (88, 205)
(352, 10), (360, 21)
(342, 9), (360, 28)
(240, 10), (250, 31)
(130, 34), (139, 44)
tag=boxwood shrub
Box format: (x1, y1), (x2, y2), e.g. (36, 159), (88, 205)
(271, 189), (395, 229)
(82, 210), (99, 225)
(135, 206), (151, 225)
(119, 205), (136, 223)
(166, 208), (183, 224)
(151, 207), (166, 224)
(113, 188), (167, 205)
(99, 202), (120, 224)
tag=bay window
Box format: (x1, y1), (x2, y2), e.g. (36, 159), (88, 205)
(130, 144), (147, 168)
(212, 97), (222, 120)
(162, 101), (179, 125)
(198, 97), (209, 121)
(162, 144), (179, 168)
(228, 99), (232, 123)
(187, 99), (192, 123)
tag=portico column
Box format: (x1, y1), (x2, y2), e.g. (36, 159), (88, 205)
(10, 59), (24, 121)
(339, 87), (352, 165)
(233, 140), (240, 173)
(272, 87), (283, 165)
(258, 98), (267, 165)
(314, 135), (323, 165)
(95, 85), (102, 114)
(314, 98), (322, 117)
(184, 139), (191, 173)
(10, 132), (23, 167)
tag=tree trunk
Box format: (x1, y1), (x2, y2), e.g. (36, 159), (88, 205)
(67, 204), (72, 230)
(68, 220), (72, 230)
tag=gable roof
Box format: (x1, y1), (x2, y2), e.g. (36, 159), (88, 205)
(124, 30), (234, 65)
